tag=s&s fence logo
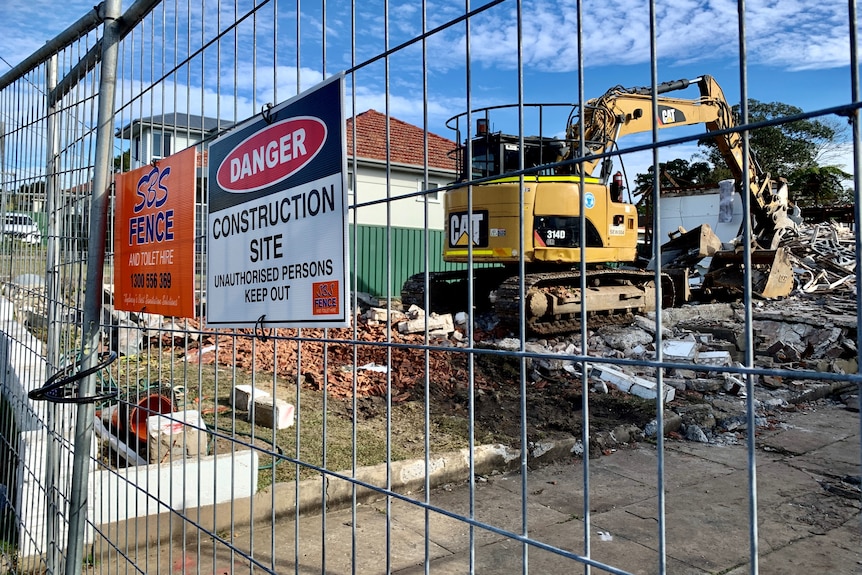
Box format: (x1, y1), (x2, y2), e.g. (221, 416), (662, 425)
(312, 280), (340, 315)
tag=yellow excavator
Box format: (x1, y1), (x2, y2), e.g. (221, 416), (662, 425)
(402, 75), (797, 335)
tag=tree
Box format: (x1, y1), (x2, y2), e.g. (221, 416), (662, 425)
(788, 165), (852, 207)
(637, 99), (851, 207)
(696, 99), (839, 178)
(633, 158), (714, 191)
(114, 149), (131, 172)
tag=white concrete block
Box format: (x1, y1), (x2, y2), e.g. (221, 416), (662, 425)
(90, 449), (259, 527)
(663, 339), (698, 361)
(233, 384), (270, 411)
(695, 350), (733, 367)
(398, 313), (454, 334)
(252, 396), (296, 429)
(592, 365), (675, 403)
(147, 410), (209, 464)
(365, 307), (406, 323)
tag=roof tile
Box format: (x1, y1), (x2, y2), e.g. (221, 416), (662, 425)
(346, 109), (457, 172)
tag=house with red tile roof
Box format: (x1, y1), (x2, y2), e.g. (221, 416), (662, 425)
(117, 109), (457, 231)
(347, 109), (456, 230)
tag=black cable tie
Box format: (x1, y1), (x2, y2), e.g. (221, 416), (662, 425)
(254, 314), (272, 343)
(29, 351), (118, 404)
(261, 103), (275, 125)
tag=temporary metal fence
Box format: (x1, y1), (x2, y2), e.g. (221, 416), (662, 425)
(0, 1), (859, 574)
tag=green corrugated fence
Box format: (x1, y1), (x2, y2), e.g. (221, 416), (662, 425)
(349, 224), (488, 299)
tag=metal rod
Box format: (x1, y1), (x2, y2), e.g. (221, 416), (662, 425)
(0, 3), (104, 91)
(63, 1), (122, 572)
(848, 0), (862, 539)
(43, 54), (61, 575)
(737, 2), (761, 574)
(575, 2), (591, 572)
(647, 2), (668, 572)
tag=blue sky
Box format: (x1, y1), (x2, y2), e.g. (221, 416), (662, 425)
(0, 0), (857, 180)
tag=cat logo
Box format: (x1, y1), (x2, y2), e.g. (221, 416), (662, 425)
(658, 105), (686, 125)
(448, 210), (489, 247)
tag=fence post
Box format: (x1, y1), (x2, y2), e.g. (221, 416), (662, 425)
(63, 0), (122, 572)
(43, 52), (63, 575)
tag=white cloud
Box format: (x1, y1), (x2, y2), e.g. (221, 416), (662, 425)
(1, 0), (855, 185)
(434, 0), (853, 73)
(0, 0), (101, 70)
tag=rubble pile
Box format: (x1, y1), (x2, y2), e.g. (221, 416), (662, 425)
(179, 309), (493, 401)
(785, 222), (857, 295)
(588, 300), (859, 445)
(5, 218), (856, 452)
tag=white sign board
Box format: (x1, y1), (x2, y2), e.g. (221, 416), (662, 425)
(206, 75), (349, 328)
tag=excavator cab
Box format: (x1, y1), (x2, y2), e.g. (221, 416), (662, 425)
(458, 131), (573, 181)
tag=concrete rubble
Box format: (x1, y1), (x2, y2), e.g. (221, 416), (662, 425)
(6, 219), (858, 454)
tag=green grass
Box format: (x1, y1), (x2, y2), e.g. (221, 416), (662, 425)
(100, 354), (472, 491)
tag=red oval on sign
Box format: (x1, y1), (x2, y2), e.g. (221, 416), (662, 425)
(216, 116), (327, 193)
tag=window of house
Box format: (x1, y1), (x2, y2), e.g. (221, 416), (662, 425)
(417, 180), (440, 202)
(152, 131), (172, 159)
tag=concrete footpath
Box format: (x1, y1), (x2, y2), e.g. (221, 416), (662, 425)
(117, 401), (860, 574)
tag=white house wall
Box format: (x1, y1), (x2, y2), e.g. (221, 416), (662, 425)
(658, 186), (743, 245)
(133, 129), (204, 168)
(349, 164), (450, 231)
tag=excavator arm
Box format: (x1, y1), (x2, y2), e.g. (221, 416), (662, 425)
(694, 75), (797, 245)
(567, 76), (734, 175)
(568, 74), (797, 246)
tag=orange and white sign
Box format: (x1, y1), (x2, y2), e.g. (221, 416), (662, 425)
(114, 146), (197, 318)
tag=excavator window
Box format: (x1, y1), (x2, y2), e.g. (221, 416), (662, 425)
(462, 133), (569, 180)
(467, 137), (498, 178)
(471, 152), (495, 178)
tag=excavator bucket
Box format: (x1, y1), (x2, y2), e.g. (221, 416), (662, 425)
(648, 224), (724, 306)
(656, 224), (723, 269)
(702, 247), (794, 299)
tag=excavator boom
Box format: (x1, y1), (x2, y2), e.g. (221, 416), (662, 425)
(570, 74), (797, 246)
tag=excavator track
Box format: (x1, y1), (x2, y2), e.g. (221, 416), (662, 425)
(401, 268), (513, 313)
(402, 268), (675, 336)
(494, 269), (675, 336)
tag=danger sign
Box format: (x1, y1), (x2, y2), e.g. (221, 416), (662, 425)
(215, 117), (326, 192)
(206, 75), (349, 328)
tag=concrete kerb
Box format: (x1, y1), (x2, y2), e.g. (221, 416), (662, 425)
(246, 438), (587, 527)
(95, 438), (591, 553)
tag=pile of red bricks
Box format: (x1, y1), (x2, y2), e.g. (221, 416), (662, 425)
(181, 315), (496, 401)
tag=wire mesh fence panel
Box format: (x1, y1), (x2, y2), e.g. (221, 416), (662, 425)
(0, 1), (860, 574)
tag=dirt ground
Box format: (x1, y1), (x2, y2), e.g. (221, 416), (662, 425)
(179, 317), (659, 457)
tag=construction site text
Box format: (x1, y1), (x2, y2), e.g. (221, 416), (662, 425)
(211, 184), (336, 248)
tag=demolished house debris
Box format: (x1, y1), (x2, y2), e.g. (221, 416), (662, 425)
(7, 218), (856, 455)
(152, 221), (856, 452)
